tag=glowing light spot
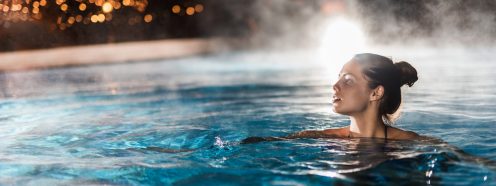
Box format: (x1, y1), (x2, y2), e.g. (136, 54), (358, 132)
(67, 16), (75, 24)
(76, 15), (83, 22)
(11, 4), (20, 11)
(123, 0), (131, 6)
(102, 2), (113, 13)
(3, 6), (10, 12)
(33, 1), (40, 8)
(15, 4), (23, 11)
(171, 5), (180, 14)
(319, 17), (367, 71)
(186, 7), (195, 15)
(56, 0), (65, 5)
(22, 7), (28, 14)
(60, 4), (68, 11)
(32, 7), (39, 14)
(79, 3), (86, 11)
(40, 0), (47, 6)
(97, 13), (105, 22)
(113, 2), (121, 9)
(95, 0), (104, 7)
(90, 15), (98, 23)
(195, 4), (204, 13)
(144, 14), (152, 23)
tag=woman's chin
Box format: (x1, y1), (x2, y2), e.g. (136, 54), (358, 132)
(332, 107), (350, 115)
(332, 107), (342, 114)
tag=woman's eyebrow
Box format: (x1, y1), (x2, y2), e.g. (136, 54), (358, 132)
(338, 72), (355, 78)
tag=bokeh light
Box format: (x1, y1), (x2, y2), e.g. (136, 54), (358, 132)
(144, 14), (152, 23)
(186, 7), (195, 16)
(172, 5), (180, 14)
(0, 0), (206, 30)
(79, 3), (87, 11)
(102, 2), (113, 13)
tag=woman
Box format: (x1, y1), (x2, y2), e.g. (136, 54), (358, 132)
(242, 53), (420, 143)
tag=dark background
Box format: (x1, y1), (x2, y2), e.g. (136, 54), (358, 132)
(1, 0), (495, 52)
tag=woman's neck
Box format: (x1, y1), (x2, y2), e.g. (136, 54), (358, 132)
(349, 111), (386, 138)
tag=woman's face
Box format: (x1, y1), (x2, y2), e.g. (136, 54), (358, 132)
(332, 60), (373, 115)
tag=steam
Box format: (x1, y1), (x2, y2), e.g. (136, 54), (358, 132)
(245, 0), (496, 50)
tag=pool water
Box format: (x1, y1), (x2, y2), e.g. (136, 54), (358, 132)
(0, 49), (495, 185)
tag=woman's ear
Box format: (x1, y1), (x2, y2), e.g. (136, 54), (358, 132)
(370, 85), (384, 101)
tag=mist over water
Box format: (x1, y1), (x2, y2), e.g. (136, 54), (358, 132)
(246, 0), (496, 50)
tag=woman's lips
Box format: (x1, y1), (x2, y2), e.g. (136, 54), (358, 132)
(332, 96), (342, 103)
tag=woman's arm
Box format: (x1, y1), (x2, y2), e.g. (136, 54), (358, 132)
(241, 129), (342, 144)
(285, 130), (338, 139)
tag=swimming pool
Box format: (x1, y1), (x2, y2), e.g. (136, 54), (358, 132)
(0, 49), (494, 185)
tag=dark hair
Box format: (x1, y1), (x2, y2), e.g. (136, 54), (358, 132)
(353, 53), (418, 124)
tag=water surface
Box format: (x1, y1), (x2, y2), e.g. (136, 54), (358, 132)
(0, 49), (494, 185)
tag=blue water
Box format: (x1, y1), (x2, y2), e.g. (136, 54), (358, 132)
(0, 49), (495, 185)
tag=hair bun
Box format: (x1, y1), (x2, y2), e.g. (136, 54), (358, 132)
(394, 61), (418, 87)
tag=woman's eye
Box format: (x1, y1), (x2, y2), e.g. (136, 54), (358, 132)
(344, 75), (355, 85)
(345, 79), (354, 85)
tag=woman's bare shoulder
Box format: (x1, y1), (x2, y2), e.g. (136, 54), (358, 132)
(287, 127), (348, 139)
(322, 127), (349, 137)
(388, 126), (420, 140)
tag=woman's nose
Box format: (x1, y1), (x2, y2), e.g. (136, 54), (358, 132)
(332, 80), (340, 93)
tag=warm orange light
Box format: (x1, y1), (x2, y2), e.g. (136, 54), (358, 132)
(2, 6), (9, 12)
(144, 14), (152, 23)
(123, 0), (131, 6)
(186, 7), (195, 15)
(68, 16), (75, 24)
(79, 3), (86, 11)
(14, 4), (22, 11)
(171, 5), (180, 14)
(97, 13), (105, 22)
(33, 1), (40, 8)
(113, 2), (121, 9)
(60, 4), (68, 11)
(91, 15), (98, 23)
(76, 15), (83, 22)
(102, 2), (113, 13)
(32, 7), (39, 14)
(195, 4), (204, 13)
(22, 7), (28, 14)
(40, 0), (47, 6)
(95, 0), (104, 7)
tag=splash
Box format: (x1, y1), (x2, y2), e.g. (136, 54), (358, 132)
(214, 136), (225, 148)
